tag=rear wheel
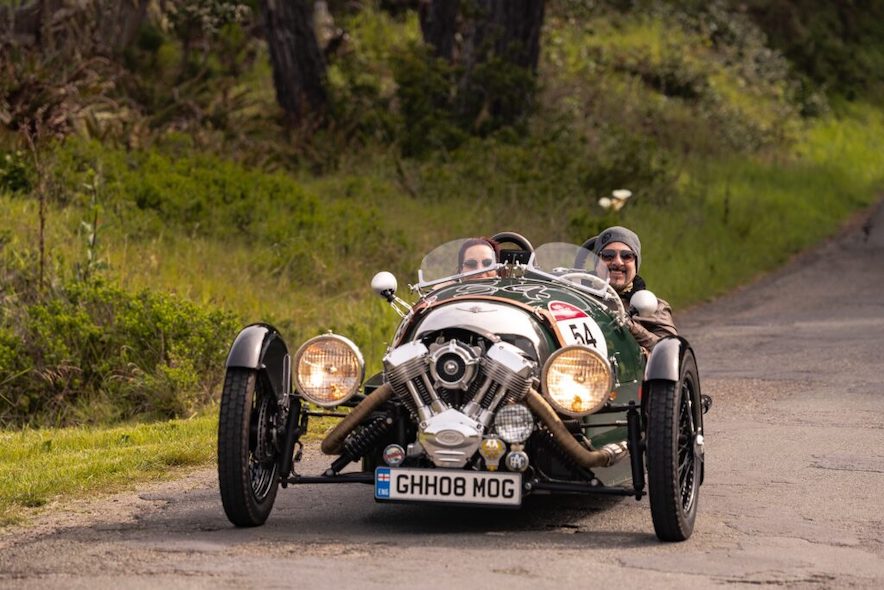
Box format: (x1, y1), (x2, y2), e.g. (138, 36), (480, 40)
(218, 368), (280, 526)
(646, 351), (703, 541)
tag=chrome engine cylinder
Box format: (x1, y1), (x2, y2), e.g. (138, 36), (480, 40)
(463, 341), (536, 428)
(384, 338), (537, 468)
(383, 341), (448, 423)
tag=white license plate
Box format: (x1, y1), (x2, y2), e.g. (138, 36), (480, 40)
(375, 467), (522, 507)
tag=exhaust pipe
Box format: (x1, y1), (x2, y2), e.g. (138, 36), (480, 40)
(525, 388), (629, 468)
(320, 384), (629, 469)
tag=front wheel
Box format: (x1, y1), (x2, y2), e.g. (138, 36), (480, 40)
(218, 368), (280, 526)
(646, 351), (703, 541)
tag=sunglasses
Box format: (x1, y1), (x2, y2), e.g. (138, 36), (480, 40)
(599, 249), (636, 263)
(463, 258), (495, 270)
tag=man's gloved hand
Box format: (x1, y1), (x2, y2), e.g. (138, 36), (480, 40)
(624, 315), (661, 351)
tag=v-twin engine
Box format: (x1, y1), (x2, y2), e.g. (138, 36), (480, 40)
(383, 339), (535, 467)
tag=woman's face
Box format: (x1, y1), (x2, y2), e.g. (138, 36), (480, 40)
(461, 244), (497, 279)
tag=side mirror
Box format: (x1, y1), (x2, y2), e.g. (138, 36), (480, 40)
(630, 290), (659, 317)
(371, 271), (398, 303)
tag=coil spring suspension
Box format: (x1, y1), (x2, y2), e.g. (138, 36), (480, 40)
(533, 429), (595, 481)
(328, 413), (395, 475)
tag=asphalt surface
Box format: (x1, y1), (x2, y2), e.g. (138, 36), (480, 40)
(2, 203), (883, 589)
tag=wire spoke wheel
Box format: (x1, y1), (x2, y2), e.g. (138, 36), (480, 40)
(218, 368), (281, 526)
(249, 394), (278, 501)
(646, 350), (704, 541)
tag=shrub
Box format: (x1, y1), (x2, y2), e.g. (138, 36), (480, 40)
(0, 151), (33, 194)
(0, 277), (238, 426)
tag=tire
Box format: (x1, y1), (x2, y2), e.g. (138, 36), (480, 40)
(218, 367), (280, 527)
(646, 351), (703, 542)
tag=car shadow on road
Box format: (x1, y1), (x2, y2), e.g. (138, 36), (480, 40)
(240, 492), (660, 549)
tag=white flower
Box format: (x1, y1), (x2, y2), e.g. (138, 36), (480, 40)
(598, 197), (612, 210)
(612, 189), (632, 201)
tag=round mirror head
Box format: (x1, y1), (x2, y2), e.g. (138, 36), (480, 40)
(630, 290), (659, 317)
(371, 271), (398, 299)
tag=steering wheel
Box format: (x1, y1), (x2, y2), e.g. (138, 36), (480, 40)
(491, 231), (534, 252)
(491, 231), (534, 266)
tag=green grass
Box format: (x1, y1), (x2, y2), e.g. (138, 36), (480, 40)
(0, 410), (337, 526)
(0, 414), (217, 526)
(637, 102), (884, 307)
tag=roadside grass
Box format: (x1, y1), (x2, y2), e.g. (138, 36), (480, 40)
(0, 410), (335, 527)
(0, 414), (216, 526)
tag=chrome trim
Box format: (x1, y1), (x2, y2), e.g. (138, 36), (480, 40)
(419, 408), (483, 468)
(293, 333), (365, 407)
(427, 339), (481, 390)
(412, 302), (550, 362)
(540, 344), (614, 417)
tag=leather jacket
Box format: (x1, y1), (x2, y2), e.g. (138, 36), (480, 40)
(619, 276), (678, 351)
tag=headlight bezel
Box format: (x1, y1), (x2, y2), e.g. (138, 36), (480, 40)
(293, 333), (365, 407)
(541, 344), (614, 417)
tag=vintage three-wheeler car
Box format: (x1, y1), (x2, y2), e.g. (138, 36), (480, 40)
(217, 233), (707, 541)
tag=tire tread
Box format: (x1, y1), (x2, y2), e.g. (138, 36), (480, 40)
(646, 351), (700, 542)
(218, 368), (278, 527)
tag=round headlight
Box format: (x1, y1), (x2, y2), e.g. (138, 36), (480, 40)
(494, 403), (534, 443)
(541, 345), (613, 416)
(294, 334), (364, 407)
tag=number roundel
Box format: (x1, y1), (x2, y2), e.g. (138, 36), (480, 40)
(547, 300), (608, 357)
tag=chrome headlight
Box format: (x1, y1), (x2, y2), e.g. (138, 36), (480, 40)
(541, 345), (613, 416)
(294, 334), (364, 407)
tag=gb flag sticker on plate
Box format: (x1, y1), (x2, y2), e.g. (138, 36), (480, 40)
(548, 301), (608, 357)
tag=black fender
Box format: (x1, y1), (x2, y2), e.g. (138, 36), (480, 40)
(642, 336), (705, 486)
(226, 323), (290, 399)
(643, 336), (692, 383)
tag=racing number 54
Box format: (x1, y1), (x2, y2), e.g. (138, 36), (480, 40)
(569, 322), (597, 346)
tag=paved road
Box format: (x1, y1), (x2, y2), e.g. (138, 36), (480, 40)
(2, 204), (883, 589)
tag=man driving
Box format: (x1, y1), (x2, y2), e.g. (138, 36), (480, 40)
(586, 226), (677, 351)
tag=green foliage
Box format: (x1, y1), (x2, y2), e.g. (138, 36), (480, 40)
(737, 0), (884, 102)
(543, 8), (802, 158)
(392, 45), (467, 157)
(0, 275), (238, 426)
(392, 43), (541, 158)
(0, 150), (33, 194)
(48, 138), (408, 293)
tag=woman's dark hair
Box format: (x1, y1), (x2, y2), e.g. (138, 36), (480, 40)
(457, 237), (501, 271)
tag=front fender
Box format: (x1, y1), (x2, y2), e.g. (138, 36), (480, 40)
(226, 323), (290, 399)
(643, 336), (691, 382)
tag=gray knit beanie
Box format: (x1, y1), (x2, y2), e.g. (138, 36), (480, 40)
(589, 226), (642, 271)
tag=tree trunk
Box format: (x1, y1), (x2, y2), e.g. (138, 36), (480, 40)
(458, 0), (545, 127)
(1, 1), (147, 55)
(418, 0), (459, 61)
(461, 0), (544, 73)
(98, 0), (149, 55)
(261, 0), (329, 127)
